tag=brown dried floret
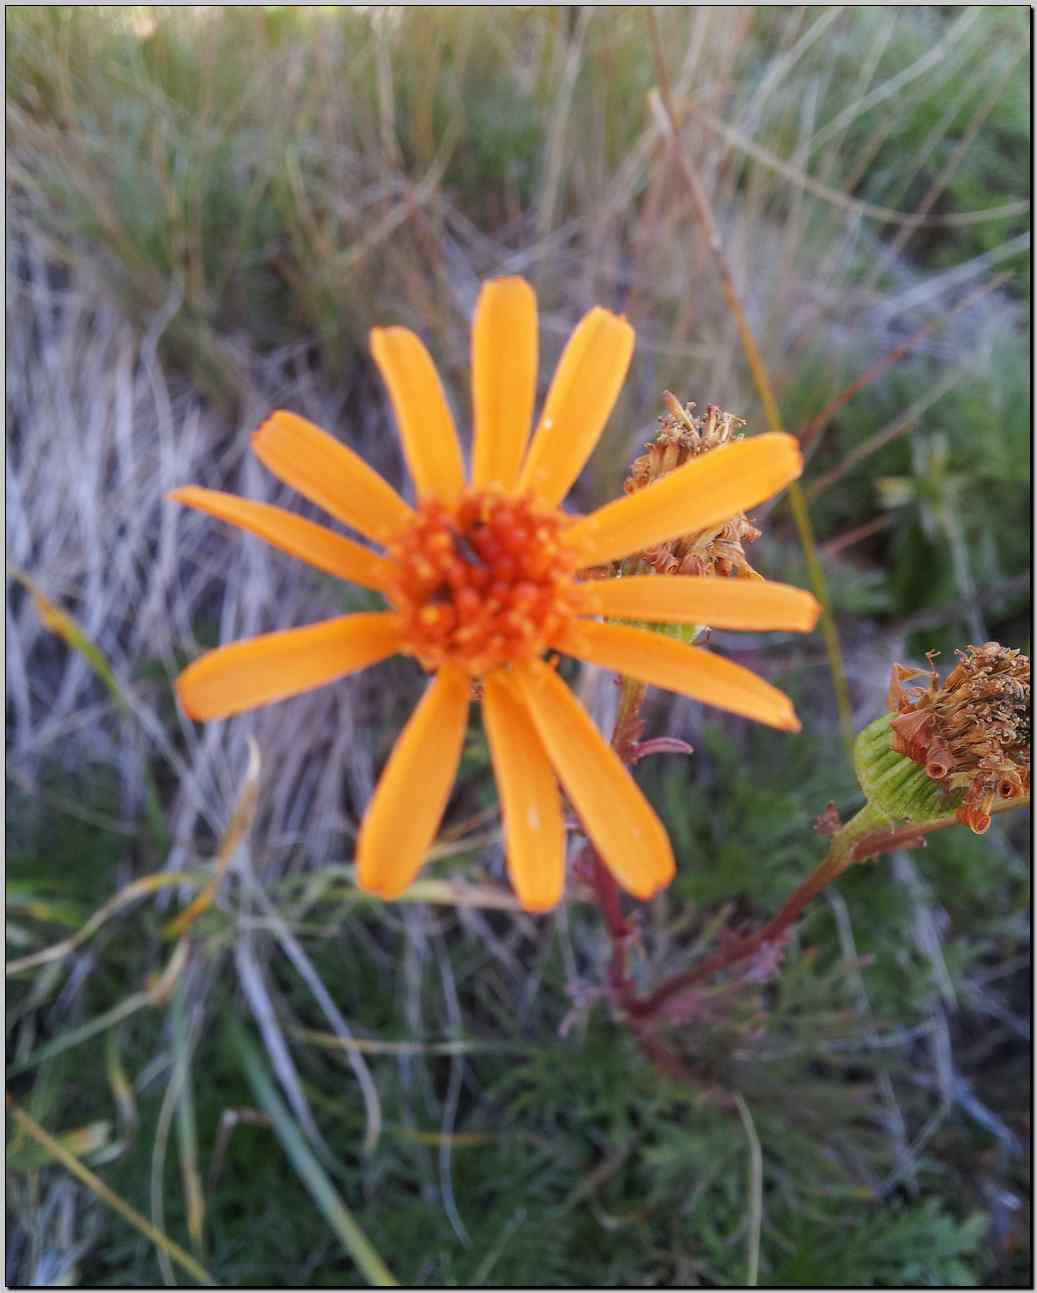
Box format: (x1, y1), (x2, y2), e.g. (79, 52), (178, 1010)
(888, 643), (1030, 833)
(623, 392), (762, 580)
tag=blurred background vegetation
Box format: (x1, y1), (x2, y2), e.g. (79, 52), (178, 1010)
(6, 5), (1031, 1286)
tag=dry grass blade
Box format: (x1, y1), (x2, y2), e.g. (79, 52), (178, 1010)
(229, 1020), (399, 1288)
(207, 1108), (271, 1189)
(332, 120), (462, 281)
(241, 867), (385, 1156)
(797, 272), (1012, 454)
(9, 565), (211, 839)
(10, 571), (123, 705)
(401, 1130), (496, 1148)
(6, 1119), (113, 1172)
(163, 737), (261, 939)
(536, 8), (592, 244)
(7, 939), (191, 1079)
(6, 1095), (215, 1286)
(805, 368), (964, 502)
(7, 873), (204, 978)
(686, 107), (1029, 230)
(646, 16), (853, 750)
(309, 868), (534, 910)
(233, 928), (335, 1168)
(559, 1133), (639, 1216)
(807, 8), (981, 155)
(293, 1028), (522, 1058)
(820, 514), (894, 559)
(867, 47), (1028, 283)
(104, 1027), (138, 1159)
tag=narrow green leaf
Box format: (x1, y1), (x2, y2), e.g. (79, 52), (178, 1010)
(228, 1019), (398, 1288)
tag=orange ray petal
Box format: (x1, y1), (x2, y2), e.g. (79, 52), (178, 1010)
(565, 434), (803, 567)
(356, 667), (470, 900)
(471, 278), (538, 491)
(176, 613), (404, 721)
(516, 307), (635, 506)
(370, 327), (465, 506)
(252, 410), (414, 545)
(511, 661), (675, 900)
(482, 673), (565, 912)
(555, 619), (800, 731)
(169, 487), (391, 591)
(576, 574), (820, 633)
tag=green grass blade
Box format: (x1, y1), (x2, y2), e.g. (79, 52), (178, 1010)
(228, 1019), (398, 1288)
(172, 981), (207, 1255)
(734, 1093), (763, 1287)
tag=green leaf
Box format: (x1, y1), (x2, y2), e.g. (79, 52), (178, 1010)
(227, 1018), (398, 1288)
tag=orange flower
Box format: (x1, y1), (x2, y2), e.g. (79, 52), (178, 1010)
(171, 278), (818, 911)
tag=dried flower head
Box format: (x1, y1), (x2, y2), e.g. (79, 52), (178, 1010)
(622, 392), (763, 580)
(888, 642), (1031, 833)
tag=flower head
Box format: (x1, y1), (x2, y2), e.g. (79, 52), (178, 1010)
(888, 642), (1031, 833)
(623, 392), (763, 580)
(171, 278), (818, 911)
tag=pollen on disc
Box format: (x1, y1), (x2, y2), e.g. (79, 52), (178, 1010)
(385, 490), (581, 675)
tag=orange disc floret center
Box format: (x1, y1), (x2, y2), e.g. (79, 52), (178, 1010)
(385, 489), (581, 675)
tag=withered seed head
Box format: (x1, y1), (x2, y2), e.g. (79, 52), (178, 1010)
(888, 642), (1031, 833)
(623, 392), (762, 579)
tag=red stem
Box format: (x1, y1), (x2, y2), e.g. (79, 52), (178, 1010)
(589, 660), (1026, 1047)
(630, 809), (979, 1020)
(582, 678), (686, 1077)
(797, 270), (1011, 454)
(630, 847), (848, 1018)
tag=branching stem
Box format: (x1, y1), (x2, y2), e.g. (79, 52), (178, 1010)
(592, 773), (1030, 1033)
